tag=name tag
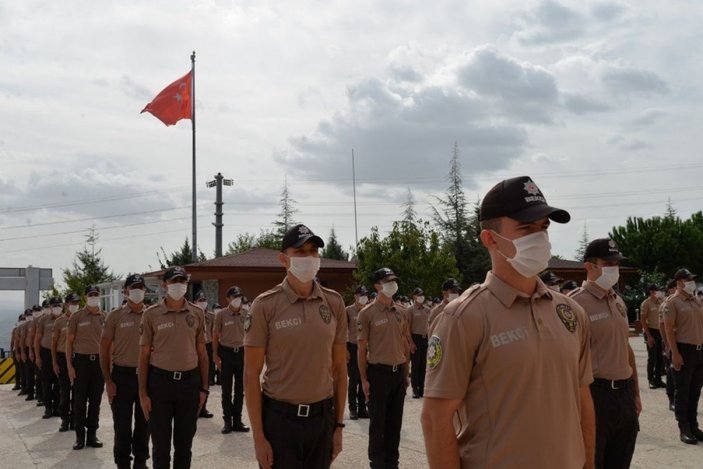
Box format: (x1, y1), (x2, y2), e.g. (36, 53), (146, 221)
(374, 318), (388, 326)
(78, 321), (90, 327)
(274, 318), (302, 330)
(224, 321), (235, 326)
(589, 312), (609, 322)
(119, 321), (135, 328)
(490, 327), (529, 348)
(157, 322), (174, 331)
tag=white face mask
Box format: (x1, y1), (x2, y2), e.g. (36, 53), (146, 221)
(214, 308), (222, 314)
(381, 281), (398, 298)
(683, 280), (697, 295)
(357, 295), (369, 305)
(287, 256), (321, 283)
(447, 293), (459, 302)
(229, 298), (242, 309)
(51, 306), (62, 315)
(42, 308), (50, 316)
(128, 289), (145, 304)
(655, 291), (664, 300)
(242, 304), (250, 312)
(86, 297), (100, 308)
(493, 230), (551, 278)
(167, 283), (188, 300)
(595, 266), (620, 290)
(415, 296), (425, 304)
(68, 304), (80, 314)
(197, 300), (208, 309)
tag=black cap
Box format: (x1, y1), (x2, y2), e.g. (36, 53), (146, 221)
(583, 238), (626, 262)
(539, 271), (563, 285)
(647, 283), (659, 292)
(41, 300), (49, 308)
(85, 285), (99, 295)
(49, 296), (63, 306)
(373, 267), (399, 283)
(124, 274), (145, 288)
(65, 292), (80, 303)
(213, 303), (222, 309)
(674, 268), (697, 281)
(369, 292), (377, 299)
(561, 280), (578, 291)
(32, 304), (41, 312)
(194, 291), (207, 301)
(355, 285), (369, 296)
(442, 278), (461, 292)
(24, 308), (32, 315)
(163, 266), (188, 281)
(280, 224), (325, 252)
(226, 286), (243, 298)
(479, 176), (570, 223)
(412, 287), (424, 296)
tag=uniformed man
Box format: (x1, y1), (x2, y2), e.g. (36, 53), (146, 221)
(660, 279), (677, 410)
(570, 238), (640, 467)
(194, 291), (215, 419)
(51, 294), (75, 432)
(34, 299), (60, 419)
(641, 284), (665, 389)
(13, 313), (26, 395)
(539, 270), (563, 292)
(138, 266), (209, 469)
(100, 274), (150, 469)
(20, 308), (36, 401)
(663, 268), (703, 444)
(428, 278), (461, 326)
(66, 285), (106, 450)
(422, 176), (595, 468)
(346, 286), (369, 420)
(357, 267), (410, 469)
(408, 287), (430, 399)
(30, 304), (45, 407)
(561, 280), (579, 295)
(244, 224), (347, 469)
(212, 285), (249, 434)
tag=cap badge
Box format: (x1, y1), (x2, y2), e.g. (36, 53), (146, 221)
(556, 304), (577, 333)
(427, 335), (443, 368)
(319, 304), (331, 324)
(299, 225), (310, 235)
(523, 180), (541, 196)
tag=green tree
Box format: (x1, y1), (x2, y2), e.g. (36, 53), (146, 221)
(619, 270), (669, 323)
(322, 227), (349, 261)
(226, 229), (280, 255)
(273, 178), (298, 239)
(402, 188), (417, 224)
(575, 221), (589, 261)
(63, 228), (118, 297)
(158, 238), (206, 269)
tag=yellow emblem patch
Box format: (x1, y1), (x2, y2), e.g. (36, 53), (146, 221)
(556, 304), (577, 333)
(427, 335), (443, 369)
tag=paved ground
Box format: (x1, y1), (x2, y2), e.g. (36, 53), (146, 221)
(0, 338), (701, 468)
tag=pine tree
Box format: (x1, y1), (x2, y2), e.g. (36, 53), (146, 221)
(62, 227), (118, 296)
(664, 198), (677, 219)
(322, 227), (349, 261)
(157, 238), (206, 269)
(273, 177), (298, 240)
(575, 221), (590, 261)
(402, 188), (417, 225)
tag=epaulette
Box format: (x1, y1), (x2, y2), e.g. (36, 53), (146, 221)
(253, 284), (284, 304)
(567, 287), (585, 298)
(445, 283), (485, 318)
(144, 303), (160, 314)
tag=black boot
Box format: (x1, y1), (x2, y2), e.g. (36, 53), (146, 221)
(221, 417), (232, 434)
(692, 427), (703, 442)
(25, 394), (35, 401)
(73, 429), (85, 450)
(59, 419), (70, 432)
(231, 419), (250, 432)
(133, 461), (148, 469)
(42, 409), (52, 419)
(680, 424), (698, 445)
(86, 429), (103, 448)
(199, 407), (214, 418)
(350, 409), (359, 420)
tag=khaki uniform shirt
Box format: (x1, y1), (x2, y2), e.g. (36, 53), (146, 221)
(24, 319), (36, 348)
(38, 314), (58, 349)
(640, 297), (661, 330)
(53, 314), (70, 353)
(428, 302), (446, 327)
(345, 305), (361, 344)
(17, 321), (27, 349)
(663, 292), (703, 345)
(357, 301), (408, 366)
(102, 304), (143, 367)
(245, 278), (347, 404)
(424, 272), (592, 469)
(409, 303), (430, 336)
(205, 311), (215, 344)
(570, 281), (632, 381)
(68, 308), (105, 355)
(140, 300), (205, 372)
(213, 307), (245, 348)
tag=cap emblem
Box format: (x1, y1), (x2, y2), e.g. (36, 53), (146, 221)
(523, 179), (546, 203)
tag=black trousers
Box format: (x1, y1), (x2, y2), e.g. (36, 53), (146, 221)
(665, 352), (675, 402)
(23, 348), (35, 397)
(646, 329), (665, 384)
(15, 351), (24, 389)
(112, 366), (149, 466)
(673, 343), (703, 427)
(262, 395), (334, 469)
(57, 352), (73, 422)
(147, 367), (200, 469)
(590, 380), (638, 469)
(205, 342), (215, 385)
(72, 354), (105, 431)
(35, 360), (42, 399)
(410, 335), (428, 395)
(346, 343), (364, 413)
(367, 364), (406, 469)
(40, 348), (59, 412)
(219, 345), (244, 421)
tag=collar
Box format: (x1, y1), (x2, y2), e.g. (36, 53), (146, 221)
(674, 291), (694, 301)
(485, 271), (552, 308)
(583, 281), (611, 300)
(282, 277), (323, 304)
(159, 300), (190, 314)
(227, 306), (242, 316)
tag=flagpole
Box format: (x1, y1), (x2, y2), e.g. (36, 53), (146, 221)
(191, 51), (197, 263)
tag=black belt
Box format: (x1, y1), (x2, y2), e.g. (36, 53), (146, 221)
(678, 343), (703, 351)
(73, 352), (99, 361)
(592, 378), (632, 390)
(412, 334), (428, 339)
(149, 365), (198, 381)
(113, 365), (137, 374)
(219, 345), (243, 353)
(263, 395), (332, 418)
(368, 363), (404, 373)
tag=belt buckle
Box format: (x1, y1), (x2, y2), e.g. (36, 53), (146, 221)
(610, 380), (619, 390)
(234, 347), (239, 353)
(173, 371), (182, 381)
(90, 354), (96, 361)
(297, 404), (310, 417)
(392, 364), (398, 372)
(697, 345), (702, 351)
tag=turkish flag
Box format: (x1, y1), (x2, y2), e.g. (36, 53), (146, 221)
(141, 71), (192, 126)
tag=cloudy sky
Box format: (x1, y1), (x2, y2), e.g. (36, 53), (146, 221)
(1, 0), (702, 308)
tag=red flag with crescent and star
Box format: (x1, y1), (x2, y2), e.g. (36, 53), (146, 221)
(141, 71), (192, 126)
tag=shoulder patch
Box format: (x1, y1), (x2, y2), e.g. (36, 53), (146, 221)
(244, 313), (252, 332)
(427, 335), (443, 369)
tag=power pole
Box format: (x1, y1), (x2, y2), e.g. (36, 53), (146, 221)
(206, 172), (233, 257)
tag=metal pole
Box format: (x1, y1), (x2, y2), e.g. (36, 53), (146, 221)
(191, 51), (197, 262)
(214, 173), (224, 257)
(352, 149), (358, 246)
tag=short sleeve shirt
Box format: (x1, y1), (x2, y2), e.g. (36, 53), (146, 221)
(102, 304), (144, 367)
(640, 297), (662, 330)
(570, 281), (632, 380)
(345, 305), (361, 344)
(205, 311), (215, 344)
(409, 303), (430, 336)
(68, 309), (106, 355)
(663, 292), (703, 344)
(140, 300), (205, 371)
(424, 272), (592, 469)
(25, 319), (36, 347)
(213, 307), (245, 348)
(244, 278), (347, 404)
(52, 315), (70, 353)
(38, 314), (58, 349)
(357, 301), (408, 366)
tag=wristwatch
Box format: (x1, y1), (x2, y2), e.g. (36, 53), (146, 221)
(334, 422), (345, 429)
